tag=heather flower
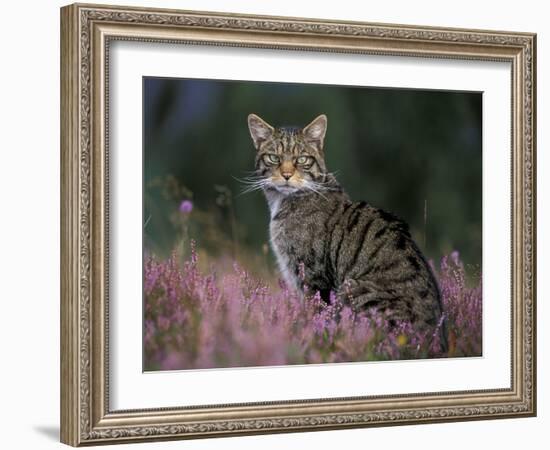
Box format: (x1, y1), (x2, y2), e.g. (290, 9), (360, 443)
(157, 315), (171, 332)
(143, 242), (482, 371)
(179, 199), (193, 214)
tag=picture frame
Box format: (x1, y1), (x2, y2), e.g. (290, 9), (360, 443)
(60, 2), (537, 446)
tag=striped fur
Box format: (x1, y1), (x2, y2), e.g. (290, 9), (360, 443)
(247, 114), (448, 352)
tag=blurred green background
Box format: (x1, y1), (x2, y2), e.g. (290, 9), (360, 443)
(144, 77), (482, 275)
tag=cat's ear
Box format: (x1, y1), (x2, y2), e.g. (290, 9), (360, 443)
(303, 114), (327, 149)
(247, 114), (274, 149)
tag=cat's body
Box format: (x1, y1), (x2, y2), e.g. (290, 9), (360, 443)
(247, 114), (448, 353)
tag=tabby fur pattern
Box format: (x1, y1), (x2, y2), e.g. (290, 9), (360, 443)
(247, 113), (448, 352)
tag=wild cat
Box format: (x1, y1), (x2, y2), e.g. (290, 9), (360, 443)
(246, 113), (448, 353)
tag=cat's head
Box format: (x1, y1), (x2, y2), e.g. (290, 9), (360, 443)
(247, 114), (328, 195)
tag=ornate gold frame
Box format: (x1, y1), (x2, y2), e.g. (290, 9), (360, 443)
(60, 3), (536, 446)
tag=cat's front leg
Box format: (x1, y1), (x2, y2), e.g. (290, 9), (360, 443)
(270, 240), (300, 293)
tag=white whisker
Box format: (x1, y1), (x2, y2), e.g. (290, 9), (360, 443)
(237, 178), (270, 196)
(233, 172), (272, 197)
(304, 181), (329, 201)
(232, 174), (265, 185)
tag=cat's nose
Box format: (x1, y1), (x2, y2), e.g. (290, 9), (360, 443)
(282, 172), (293, 180)
(280, 161), (295, 180)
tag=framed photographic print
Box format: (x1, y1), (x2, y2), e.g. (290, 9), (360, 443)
(60, 3), (537, 446)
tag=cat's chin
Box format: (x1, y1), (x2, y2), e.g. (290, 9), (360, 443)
(273, 184), (300, 195)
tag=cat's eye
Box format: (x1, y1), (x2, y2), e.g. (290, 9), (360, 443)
(266, 154), (280, 164)
(296, 156), (311, 165)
